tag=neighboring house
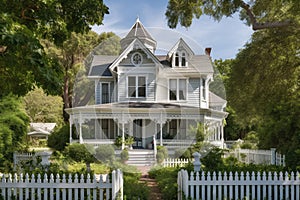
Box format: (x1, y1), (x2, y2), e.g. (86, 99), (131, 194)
(28, 123), (56, 139)
(66, 18), (227, 152)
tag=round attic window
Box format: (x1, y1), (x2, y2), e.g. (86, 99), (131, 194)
(131, 52), (143, 66)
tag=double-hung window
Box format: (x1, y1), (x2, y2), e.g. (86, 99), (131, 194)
(169, 79), (186, 101)
(101, 83), (110, 104)
(128, 76), (146, 98)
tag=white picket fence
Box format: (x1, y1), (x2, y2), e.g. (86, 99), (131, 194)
(178, 170), (300, 200)
(228, 148), (285, 166)
(162, 158), (190, 168)
(0, 169), (123, 200)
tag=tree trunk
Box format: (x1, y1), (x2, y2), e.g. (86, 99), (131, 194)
(63, 75), (70, 122)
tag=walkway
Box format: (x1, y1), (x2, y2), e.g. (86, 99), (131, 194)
(137, 166), (163, 200)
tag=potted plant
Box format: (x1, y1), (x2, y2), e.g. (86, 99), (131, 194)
(125, 135), (135, 150)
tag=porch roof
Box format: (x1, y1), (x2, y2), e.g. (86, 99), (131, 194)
(65, 102), (227, 119)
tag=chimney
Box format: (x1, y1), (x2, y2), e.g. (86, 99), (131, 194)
(205, 47), (212, 56)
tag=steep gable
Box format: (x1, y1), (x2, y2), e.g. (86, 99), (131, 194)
(109, 38), (162, 72)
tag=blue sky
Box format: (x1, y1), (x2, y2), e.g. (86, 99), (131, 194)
(92, 0), (254, 60)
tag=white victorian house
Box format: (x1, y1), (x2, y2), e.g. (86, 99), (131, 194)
(66, 19), (227, 153)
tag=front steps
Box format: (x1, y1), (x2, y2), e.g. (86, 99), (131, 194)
(127, 149), (156, 166)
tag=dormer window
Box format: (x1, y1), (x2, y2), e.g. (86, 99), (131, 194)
(182, 52), (186, 66)
(173, 51), (188, 67)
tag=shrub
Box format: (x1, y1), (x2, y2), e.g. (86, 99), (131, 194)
(120, 148), (129, 163)
(156, 146), (168, 163)
(47, 125), (70, 151)
(95, 144), (115, 163)
(64, 143), (95, 164)
(123, 174), (149, 200)
(148, 167), (178, 199)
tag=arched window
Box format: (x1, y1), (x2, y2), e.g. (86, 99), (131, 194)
(173, 51), (187, 67)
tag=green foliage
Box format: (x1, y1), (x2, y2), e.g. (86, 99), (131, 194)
(156, 145), (168, 163)
(228, 27), (300, 169)
(0, 94), (29, 171)
(114, 135), (135, 148)
(23, 87), (63, 126)
(165, 0), (299, 30)
(188, 122), (206, 142)
(47, 125), (70, 151)
(123, 174), (149, 200)
(148, 167), (178, 200)
(95, 144), (115, 163)
(120, 148), (129, 163)
(0, 0), (108, 101)
(64, 143), (95, 164)
(200, 147), (225, 171)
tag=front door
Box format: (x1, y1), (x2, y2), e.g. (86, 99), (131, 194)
(133, 119), (143, 148)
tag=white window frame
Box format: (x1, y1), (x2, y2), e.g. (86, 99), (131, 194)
(168, 78), (188, 101)
(173, 50), (188, 67)
(126, 75), (147, 98)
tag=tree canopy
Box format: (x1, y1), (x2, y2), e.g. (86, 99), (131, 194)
(0, 95), (29, 171)
(165, 0), (300, 30)
(227, 27), (300, 167)
(0, 0), (109, 97)
(23, 87), (63, 126)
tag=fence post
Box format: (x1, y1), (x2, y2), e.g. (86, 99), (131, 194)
(270, 148), (276, 165)
(193, 152), (201, 172)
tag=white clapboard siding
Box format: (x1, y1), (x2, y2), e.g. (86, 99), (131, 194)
(162, 158), (190, 168)
(178, 170), (300, 200)
(0, 169), (123, 200)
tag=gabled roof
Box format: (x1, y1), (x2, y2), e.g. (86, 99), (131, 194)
(120, 18), (157, 51)
(109, 38), (162, 72)
(28, 123), (56, 136)
(167, 38), (195, 58)
(88, 55), (117, 77)
(189, 55), (214, 73)
(209, 92), (227, 107)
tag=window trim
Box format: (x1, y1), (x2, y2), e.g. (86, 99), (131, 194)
(126, 75), (147, 98)
(168, 78), (188, 101)
(173, 50), (188, 67)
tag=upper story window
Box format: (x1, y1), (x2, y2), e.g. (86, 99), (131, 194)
(102, 83), (110, 104)
(128, 76), (146, 98)
(202, 79), (206, 100)
(169, 79), (187, 101)
(173, 51), (188, 67)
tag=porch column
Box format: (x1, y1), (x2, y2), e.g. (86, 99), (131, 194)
(158, 112), (166, 146)
(118, 112), (128, 150)
(69, 116), (73, 143)
(79, 114), (83, 144)
(122, 123), (125, 150)
(221, 122), (224, 148)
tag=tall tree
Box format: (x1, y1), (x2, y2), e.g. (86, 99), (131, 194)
(227, 27), (300, 167)
(0, 0), (109, 97)
(165, 0), (299, 30)
(43, 31), (120, 121)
